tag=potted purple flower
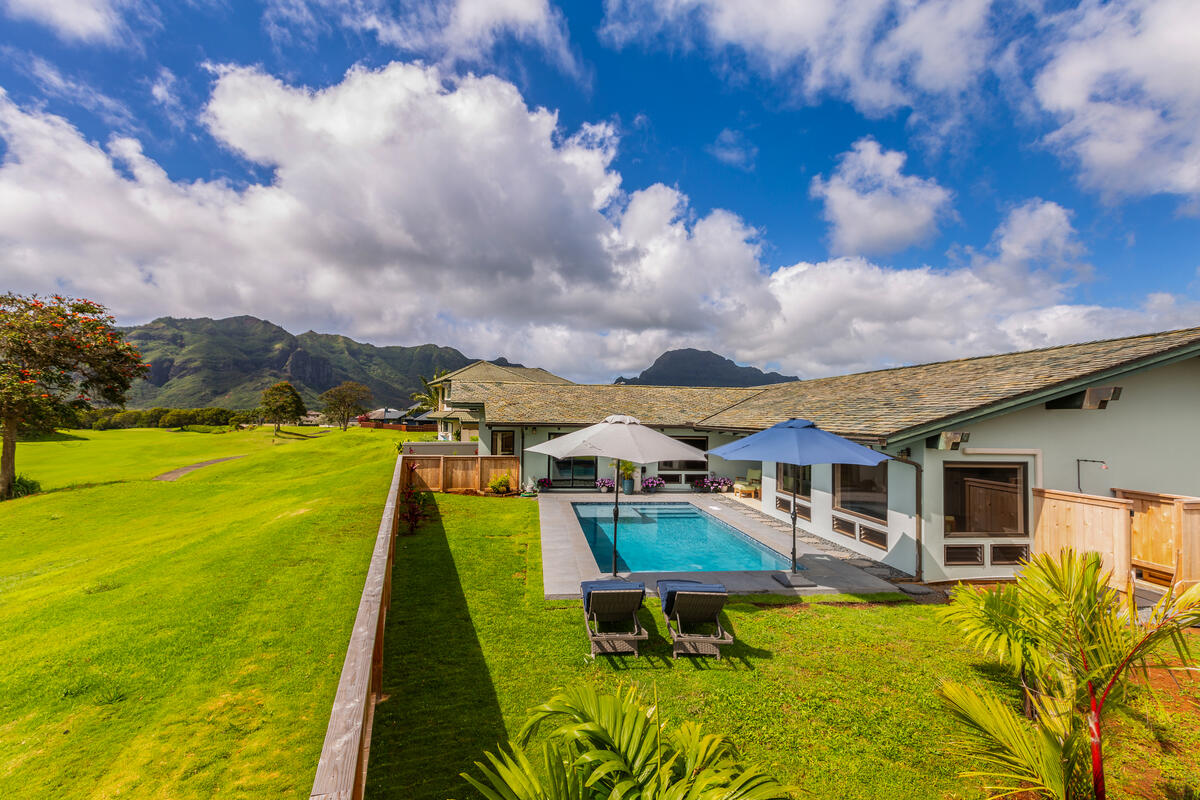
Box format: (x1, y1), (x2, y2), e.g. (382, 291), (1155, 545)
(536, 477), (553, 491)
(710, 476), (734, 493)
(641, 475), (665, 494)
(596, 477), (616, 493)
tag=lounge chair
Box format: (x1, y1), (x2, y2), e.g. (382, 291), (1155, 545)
(581, 580), (649, 656)
(733, 468), (761, 499)
(657, 580), (734, 659)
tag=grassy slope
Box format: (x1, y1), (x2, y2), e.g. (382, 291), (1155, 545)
(367, 494), (1200, 800)
(0, 428), (420, 798)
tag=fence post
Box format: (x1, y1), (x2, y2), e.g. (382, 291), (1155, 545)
(439, 456), (447, 492)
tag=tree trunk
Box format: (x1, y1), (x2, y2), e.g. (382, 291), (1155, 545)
(1, 416), (17, 499)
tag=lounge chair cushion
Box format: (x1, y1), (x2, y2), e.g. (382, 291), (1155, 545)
(581, 580), (645, 611)
(657, 580), (726, 615)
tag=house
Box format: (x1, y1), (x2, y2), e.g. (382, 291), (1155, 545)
(425, 361), (574, 442)
(439, 327), (1200, 583)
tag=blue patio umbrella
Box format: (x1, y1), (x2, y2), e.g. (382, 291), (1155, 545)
(708, 419), (891, 577)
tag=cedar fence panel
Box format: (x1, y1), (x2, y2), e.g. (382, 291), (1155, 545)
(1032, 487), (1132, 592)
(405, 457), (443, 491)
(398, 455), (520, 494)
(1175, 501), (1200, 590)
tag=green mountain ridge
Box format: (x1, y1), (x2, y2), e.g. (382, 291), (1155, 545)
(614, 348), (798, 387)
(121, 316), (476, 409)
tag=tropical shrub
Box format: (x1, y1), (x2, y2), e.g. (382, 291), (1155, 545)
(938, 549), (1200, 800)
(463, 684), (791, 800)
(3, 474), (41, 499)
(398, 463), (430, 535)
(487, 472), (512, 494)
(158, 409), (199, 428)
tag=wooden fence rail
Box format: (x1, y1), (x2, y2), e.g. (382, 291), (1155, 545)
(402, 455), (520, 493)
(1112, 488), (1200, 588)
(310, 455), (403, 800)
(1032, 487), (1132, 592)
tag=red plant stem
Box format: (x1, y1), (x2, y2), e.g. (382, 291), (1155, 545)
(1087, 683), (1105, 800)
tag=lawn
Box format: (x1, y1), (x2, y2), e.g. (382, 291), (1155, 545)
(367, 494), (1200, 800)
(0, 426), (425, 798)
(15, 425), (435, 490)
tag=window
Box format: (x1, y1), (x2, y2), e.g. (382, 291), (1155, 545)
(776, 463), (811, 499)
(945, 545), (985, 566)
(776, 495), (792, 514)
(490, 430), (515, 456)
(835, 462), (888, 522)
(657, 436), (709, 472)
(991, 544), (1030, 566)
(943, 463), (1027, 536)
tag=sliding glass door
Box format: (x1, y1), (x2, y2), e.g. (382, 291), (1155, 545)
(546, 432), (597, 488)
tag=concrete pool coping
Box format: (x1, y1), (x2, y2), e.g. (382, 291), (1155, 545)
(537, 492), (899, 600)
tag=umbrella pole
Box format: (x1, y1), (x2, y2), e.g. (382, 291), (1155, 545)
(611, 461), (620, 576)
(791, 505), (798, 574)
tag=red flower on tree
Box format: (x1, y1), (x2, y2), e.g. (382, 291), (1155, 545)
(1, 294), (149, 498)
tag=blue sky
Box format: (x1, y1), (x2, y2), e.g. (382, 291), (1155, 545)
(0, 0), (1197, 381)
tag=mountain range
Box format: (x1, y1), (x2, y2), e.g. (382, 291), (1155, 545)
(117, 316), (796, 409)
(614, 348), (797, 387)
(121, 316), (475, 409)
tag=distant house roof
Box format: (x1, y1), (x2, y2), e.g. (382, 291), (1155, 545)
(428, 361), (574, 386)
(364, 407), (406, 420)
(455, 327), (1200, 444)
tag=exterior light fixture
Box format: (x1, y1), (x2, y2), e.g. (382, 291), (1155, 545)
(1076, 458), (1108, 493)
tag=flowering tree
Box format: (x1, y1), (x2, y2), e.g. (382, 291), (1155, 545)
(0, 294), (148, 498)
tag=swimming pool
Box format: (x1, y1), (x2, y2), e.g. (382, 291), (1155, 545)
(573, 502), (792, 572)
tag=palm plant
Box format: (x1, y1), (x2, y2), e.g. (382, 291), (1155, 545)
(411, 369), (447, 412)
(461, 684), (791, 800)
(939, 549), (1200, 799)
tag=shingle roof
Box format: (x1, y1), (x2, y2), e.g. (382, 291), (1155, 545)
(460, 382), (765, 427)
(698, 326), (1200, 440)
(454, 327), (1200, 440)
(429, 361), (573, 385)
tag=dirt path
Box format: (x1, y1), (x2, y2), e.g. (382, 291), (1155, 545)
(152, 455), (245, 482)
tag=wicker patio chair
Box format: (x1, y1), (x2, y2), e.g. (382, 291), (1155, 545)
(581, 580), (649, 657)
(657, 580), (734, 659)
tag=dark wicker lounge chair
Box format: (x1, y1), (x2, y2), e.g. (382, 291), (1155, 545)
(581, 580), (649, 656)
(657, 580), (734, 659)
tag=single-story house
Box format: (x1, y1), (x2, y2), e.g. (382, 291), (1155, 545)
(429, 327), (1200, 583)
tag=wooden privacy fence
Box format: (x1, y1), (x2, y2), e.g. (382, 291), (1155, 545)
(1113, 488), (1200, 589)
(402, 455), (520, 493)
(1032, 487), (1132, 592)
(310, 455), (403, 800)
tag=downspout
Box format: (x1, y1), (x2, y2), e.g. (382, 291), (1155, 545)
(892, 455), (923, 582)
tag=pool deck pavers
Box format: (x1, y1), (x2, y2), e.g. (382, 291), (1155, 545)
(538, 492), (900, 600)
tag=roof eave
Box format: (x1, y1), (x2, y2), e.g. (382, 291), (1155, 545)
(884, 340), (1200, 447)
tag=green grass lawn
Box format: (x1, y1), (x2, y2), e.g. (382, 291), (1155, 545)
(15, 425), (435, 490)
(367, 494), (1200, 800)
(0, 427), (428, 798)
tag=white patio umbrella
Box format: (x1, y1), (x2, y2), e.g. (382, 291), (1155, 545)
(525, 415), (708, 575)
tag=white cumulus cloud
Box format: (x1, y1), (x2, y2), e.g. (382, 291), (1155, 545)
(810, 138), (953, 256)
(1, 0), (148, 44)
(0, 62), (1193, 383)
(1034, 0), (1200, 204)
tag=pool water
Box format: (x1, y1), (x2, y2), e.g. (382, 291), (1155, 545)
(573, 502), (792, 572)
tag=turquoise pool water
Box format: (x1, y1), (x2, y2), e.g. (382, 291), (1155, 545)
(573, 502), (791, 572)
